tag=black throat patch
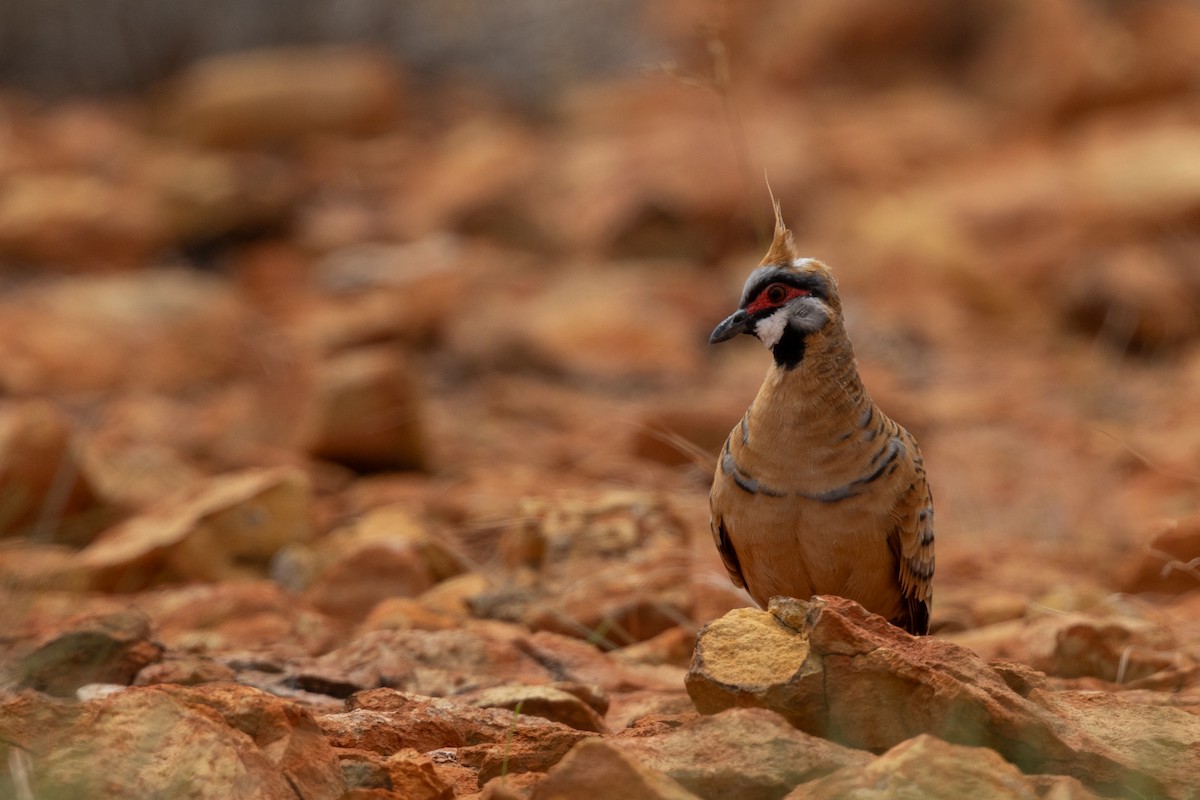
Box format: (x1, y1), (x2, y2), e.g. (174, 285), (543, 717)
(772, 324), (808, 370)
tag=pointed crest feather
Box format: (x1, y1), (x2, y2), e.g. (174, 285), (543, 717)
(761, 179), (798, 266)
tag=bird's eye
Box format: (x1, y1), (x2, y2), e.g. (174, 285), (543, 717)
(766, 284), (787, 304)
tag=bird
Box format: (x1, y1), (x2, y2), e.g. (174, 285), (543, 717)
(707, 201), (934, 635)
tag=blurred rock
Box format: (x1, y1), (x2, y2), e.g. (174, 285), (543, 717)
(147, 149), (298, 247)
(0, 400), (106, 544)
(479, 776), (542, 800)
(359, 596), (463, 633)
(390, 116), (551, 249)
(134, 654), (237, 687)
(970, 0), (1131, 120)
(304, 538), (434, 626)
(476, 491), (692, 647)
(454, 270), (705, 384)
(418, 572), (493, 618)
(464, 684), (607, 733)
(725, 1), (986, 90)
(303, 510), (440, 621)
(614, 708), (868, 800)
(138, 580), (336, 658)
(0, 133), (299, 269)
(948, 611), (1181, 684)
(0, 269), (255, 396)
(0, 541), (90, 591)
(1057, 242), (1200, 354)
(0, 173), (164, 268)
(304, 238), (470, 348)
(77, 467), (312, 591)
(0, 686), (301, 799)
(686, 596), (1179, 797)
(352, 503), (466, 582)
(157, 47), (405, 148)
(77, 435), (206, 513)
(788, 734), (1093, 800)
(299, 346), (429, 473)
(551, 80), (760, 261)
(631, 405), (732, 467)
(532, 737), (699, 800)
(519, 630), (687, 693)
(14, 609), (162, 697)
(811, 86), (998, 189)
(1074, 124), (1200, 231)
(618, 626), (696, 669)
(300, 625), (554, 697)
(1122, 515), (1200, 595)
(969, 590), (1031, 627)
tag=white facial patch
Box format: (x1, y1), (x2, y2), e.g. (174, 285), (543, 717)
(754, 309), (788, 349)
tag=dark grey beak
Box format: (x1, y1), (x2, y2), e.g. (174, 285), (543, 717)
(709, 309), (752, 344)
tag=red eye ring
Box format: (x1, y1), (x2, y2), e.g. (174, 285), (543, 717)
(744, 282), (810, 315)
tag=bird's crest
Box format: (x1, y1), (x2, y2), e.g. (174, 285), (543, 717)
(760, 183), (799, 267)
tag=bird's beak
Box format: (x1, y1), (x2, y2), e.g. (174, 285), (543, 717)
(709, 309), (752, 344)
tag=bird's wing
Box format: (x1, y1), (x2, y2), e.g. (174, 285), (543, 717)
(889, 464), (935, 635)
(710, 513), (746, 589)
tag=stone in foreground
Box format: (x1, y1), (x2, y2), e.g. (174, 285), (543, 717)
(686, 595), (1192, 798)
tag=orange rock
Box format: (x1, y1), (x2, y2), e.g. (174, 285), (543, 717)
(335, 748), (392, 792)
(77, 467), (312, 591)
(532, 738), (699, 800)
(0, 173), (165, 268)
(304, 536), (436, 622)
(0, 399), (105, 543)
(157, 46), (405, 148)
(0, 687), (301, 798)
(385, 749), (455, 800)
(614, 708), (868, 799)
(948, 611), (1180, 684)
(464, 684), (608, 733)
(686, 595), (1188, 797)
(359, 597), (463, 633)
(320, 690), (593, 785)
(134, 654), (237, 687)
(473, 491), (693, 648)
(15, 609), (162, 697)
(351, 503), (466, 582)
(789, 734), (1091, 800)
(302, 625), (553, 697)
(1057, 243), (1200, 354)
(0, 269), (255, 396)
(139, 581), (336, 657)
(300, 346), (429, 473)
(1122, 515), (1200, 595)
(162, 683), (344, 800)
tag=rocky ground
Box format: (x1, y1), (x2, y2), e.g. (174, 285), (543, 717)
(2, 2), (1200, 799)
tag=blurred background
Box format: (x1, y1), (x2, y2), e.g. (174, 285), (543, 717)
(2, 0), (1199, 645)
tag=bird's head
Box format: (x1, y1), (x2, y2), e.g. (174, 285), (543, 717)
(709, 201), (842, 369)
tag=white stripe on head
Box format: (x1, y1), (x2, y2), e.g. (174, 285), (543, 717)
(792, 257), (815, 269)
(755, 309), (788, 349)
